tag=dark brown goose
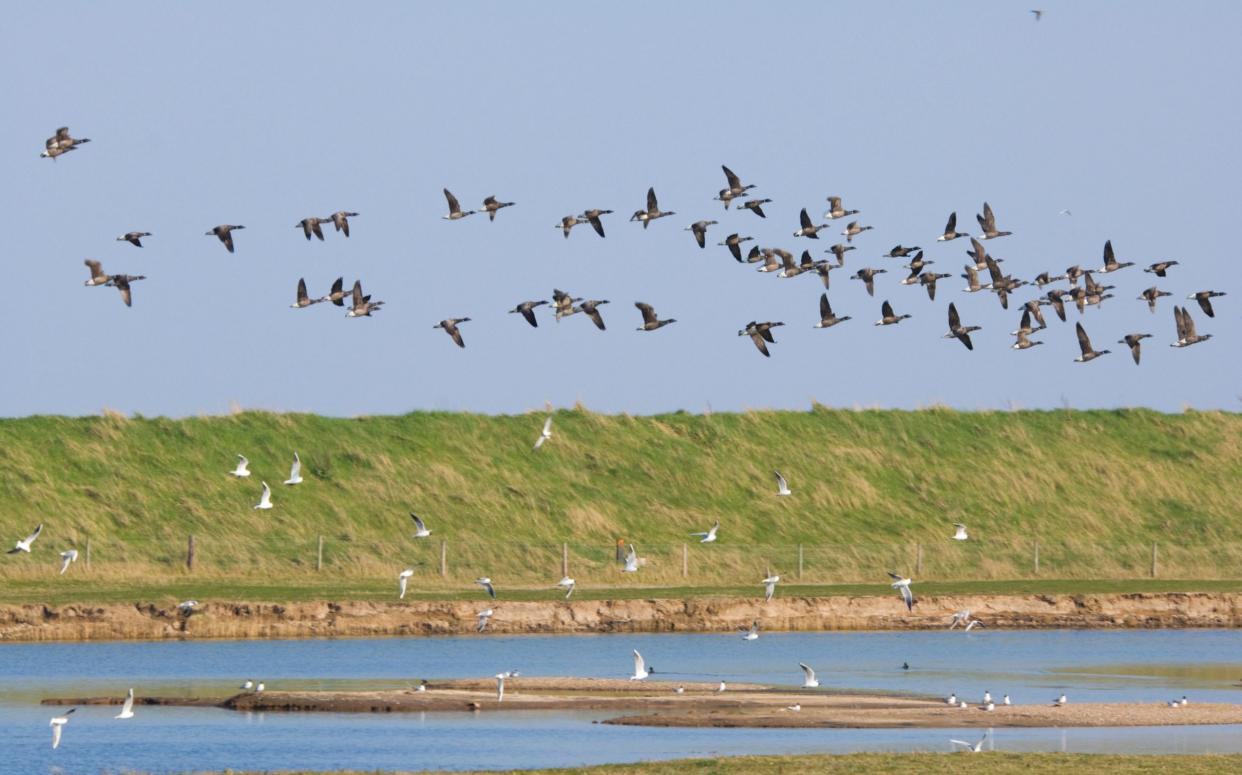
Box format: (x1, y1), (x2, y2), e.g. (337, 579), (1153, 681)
(827, 243), (855, 266)
(41, 127), (90, 158)
(936, 212), (967, 241)
(575, 299), (610, 330)
(813, 261), (835, 289)
(1171, 305), (1212, 347)
(841, 221), (873, 243)
(718, 233), (754, 262)
(875, 299), (910, 326)
(1021, 299), (1047, 329)
(975, 202), (1012, 240)
(1012, 329), (1044, 350)
(552, 289), (582, 321)
(966, 237), (1004, 272)
(1065, 265), (1085, 286)
(1033, 271), (1066, 287)
(509, 300), (549, 328)
(325, 277), (351, 306)
(1118, 333), (1151, 364)
(814, 294), (850, 328)
(556, 215), (583, 239)
(738, 321), (784, 357)
(899, 251), (931, 284)
(482, 196), (515, 221)
(297, 217), (328, 241)
(329, 211), (359, 237)
(851, 267), (886, 296)
(1139, 286), (1172, 313)
(1097, 240), (1134, 273)
(580, 209), (613, 238)
(107, 274), (145, 308)
(944, 302), (980, 350)
(1073, 322), (1110, 362)
(793, 208), (829, 239)
(920, 272), (951, 301)
(634, 302), (676, 331)
(824, 196), (859, 220)
(715, 165), (754, 204)
(754, 248), (782, 274)
(961, 265), (986, 294)
(205, 224), (245, 253)
(1144, 260), (1178, 277)
(345, 280), (384, 318)
(884, 245), (922, 259)
(442, 189), (476, 220)
(1011, 308), (1040, 337)
(290, 278), (326, 309)
(434, 318), (471, 348)
(737, 198), (772, 218)
(744, 245), (764, 264)
(1045, 290), (1068, 322)
(686, 220), (718, 248)
(83, 259), (110, 287)
(630, 187), (675, 228)
(116, 232), (151, 248)
(1187, 291), (1226, 318)
(780, 250), (827, 279)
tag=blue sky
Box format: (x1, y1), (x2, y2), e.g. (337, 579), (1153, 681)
(2, 1), (1238, 417)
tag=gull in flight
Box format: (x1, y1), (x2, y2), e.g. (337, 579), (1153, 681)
(622, 545), (640, 573)
(799, 663), (820, 688)
(475, 577), (497, 598)
(178, 600), (199, 615)
(534, 416), (553, 450)
(690, 521), (720, 544)
(556, 576), (575, 598)
(115, 688), (135, 719)
(495, 673), (505, 702)
(887, 572), (914, 611)
(763, 571), (780, 603)
(7, 523), (42, 554)
(59, 549), (79, 574)
(774, 470), (792, 496)
(254, 481), (273, 510)
(229, 454), (251, 478)
(740, 620), (759, 641)
(50, 708), (75, 749)
(477, 608), (494, 632)
(398, 569), (415, 599)
(283, 452), (303, 485)
(952, 523), (969, 541)
(965, 619), (984, 631)
(630, 650), (651, 680)
(410, 513), (432, 538)
(950, 731), (989, 753)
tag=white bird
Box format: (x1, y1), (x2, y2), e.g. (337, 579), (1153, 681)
(799, 663), (820, 688)
(959, 700), (969, 709)
(946, 693), (957, 705)
(398, 569), (415, 599)
(950, 731), (989, 753)
(965, 619), (984, 631)
(1002, 694), (1011, 705)
(534, 416), (553, 450)
(229, 454), (251, 477)
(416, 682), (427, 692)
(495, 673), (505, 702)
(7, 523), (42, 554)
(177, 600), (199, 614)
(58, 549), (79, 574)
(762, 572), (780, 603)
(49, 708), (75, 749)
(410, 513), (432, 538)
(785, 703), (801, 712)
(774, 470), (792, 496)
(982, 701), (996, 711)
(477, 608), (494, 632)
(556, 576), (576, 598)
(949, 610), (972, 629)
(115, 688), (135, 719)
(887, 572), (914, 611)
(983, 691), (992, 704)
(690, 521), (720, 543)
(1054, 693), (1067, 706)
(740, 620), (759, 640)
(716, 681), (727, 693)
(475, 577), (496, 598)
(283, 452), (303, 485)
(256, 682), (265, 693)
(622, 545), (640, 573)
(674, 686), (685, 694)
(1180, 696), (1189, 706)
(240, 680), (254, 691)
(254, 481), (273, 510)
(1167, 699), (1181, 708)
(630, 649), (650, 680)
(952, 523), (969, 541)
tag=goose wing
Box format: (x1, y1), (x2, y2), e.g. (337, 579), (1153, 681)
(443, 188), (462, 214)
(1075, 322), (1093, 355)
(881, 300), (895, 319)
(948, 303), (961, 329)
(750, 333), (770, 356)
(800, 208), (813, 230)
(296, 278), (309, 303)
(819, 293), (832, 319)
(722, 165), (741, 190)
(1103, 239), (1116, 268)
(943, 211), (957, 234)
(635, 302), (657, 326)
(646, 187), (658, 213)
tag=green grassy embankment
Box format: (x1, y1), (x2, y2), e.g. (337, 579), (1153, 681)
(2, 408), (1240, 603)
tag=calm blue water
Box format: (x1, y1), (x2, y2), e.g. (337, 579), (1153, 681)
(3, 630), (1241, 773)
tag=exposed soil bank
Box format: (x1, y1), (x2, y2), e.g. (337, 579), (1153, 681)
(38, 679), (1242, 730)
(4, 592), (1240, 642)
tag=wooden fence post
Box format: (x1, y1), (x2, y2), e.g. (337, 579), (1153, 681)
(440, 540), (448, 577)
(1033, 541), (1040, 575)
(682, 543), (688, 578)
(85, 538), (91, 570)
(915, 542), (923, 576)
(316, 535), (324, 572)
(562, 542), (569, 577)
(186, 534), (196, 571)
(797, 544), (804, 580)
(1151, 542), (1158, 578)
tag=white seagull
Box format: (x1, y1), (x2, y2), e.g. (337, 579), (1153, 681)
(177, 600), (198, 615)
(254, 481), (273, 510)
(495, 673), (505, 702)
(716, 681), (727, 693)
(774, 470), (792, 496)
(115, 688), (135, 719)
(58, 549), (79, 574)
(740, 620), (759, 641)
(946, 693), (957, 705)
(630, 649), (650, 680)
(556, 576), (576, 598)
(949, 610), (972, 629)
(1054, 693), (1067, 706)
(763, 572), (780, 603)
(50, 708), (75, 749)
(534, 416), (553, 450)
(622, 545), (640, 573)
(240, 680), (254, 691)
(477, 608), (494, 632)
(799, 663), (820, 688)
(7, 523), (42, 554)
(949, 731), (989, 753)
(887, 572), (914, 611)
(475, 577), (496, 598)
(256, 682), (265, 693)
(983, 691), (992, 704)
(1003, 694), (1011, 705)
(410, 513), (432, 538)
(229, 454), (251, 478)
(965, 619), (984, 631)
(398, 569), (415, 599)
(952, 523), (969, 541)
(785, 703), (801, 712)
(283, 452), (303, 485)
(690, 521), (720, 543)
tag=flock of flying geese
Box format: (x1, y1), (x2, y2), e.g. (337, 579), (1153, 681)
(51, 126), (1224, 361)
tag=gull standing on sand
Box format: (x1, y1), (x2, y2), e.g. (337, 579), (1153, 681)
(690, 521), (720, 543)
(229, 454), (251, 477)
(241, 680), (254, 691)
(763, 572), (780, 603)
(740, 620), (759, 640)
(716, 681), (727, 693)
(256, 683), (265, 693)
(774, 470), (792, 496)
(785, 703), (801, 712)
(8, 523), (43, 554)
(254, 482), (273, 510)
(398, 569), (415, 599)
(115, 688), (135, 719)
(50, 708), (75, 749)
(410, 513), (432, 538)
(283, 452), (303, 485)
(534, 416), (553, 450)
(58, 549), (78, 574)
(556, 576), (575, 598)
(630, 650), (651, 680)
(622, 545), (640, 573)
(946, 693), (957, 705)
(799, 663), (820, 688)
(888, 572), (914, 611)
(477, 608), (494, 632)
(950, 731), (989, 753)
(475, 577), (497, 598)
(952, 523), (969, 541)
(1003, 695), (1011, 705)
(1054, 693), (1068, 706)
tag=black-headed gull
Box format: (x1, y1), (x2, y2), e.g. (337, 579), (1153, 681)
(1054, 693), (1067, 706)
(410, 513), (431, 538)
(475, 577), (496, 598)
(7, 523), (42, 554)
(949, 731), (988, 753)
(952, 523), (969, 541)
(50, 708), (75, 749)
(241, 680), (254, 691)
(556, 576), (575, 598)
(622, 545), (640, 573)
(946, 693), (957, 705)
(283, 452), (303, 485)
(254, 482), (273, 510)
(398, 569), (415, 599)
(630, 649), (651, 680)
(690, 521), (720, 544)
(763, 572), (780, 603)
(58, 549), (79, 574)
(1003, 694), (1011, 705)
(229, 454), (251, 478)
(534, 416), (553, 450)
(477, 608), (493, 632)
(774, 470), (792, 496)
(887, 572), (914, 611)
(740, 620), (759, 641)
(799, 663), (820, 688)
(115, 688), (135, 719)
